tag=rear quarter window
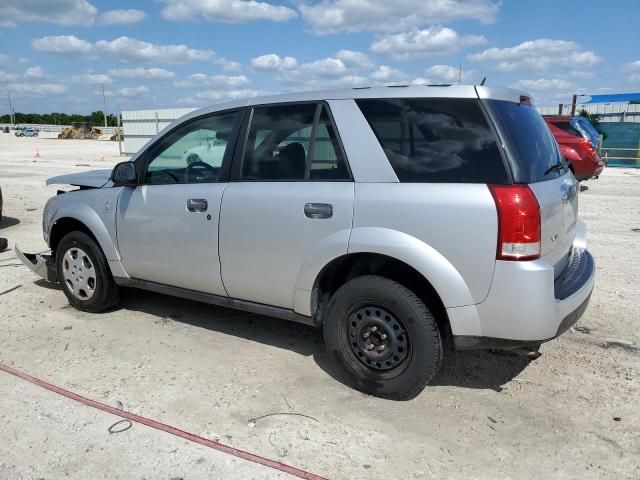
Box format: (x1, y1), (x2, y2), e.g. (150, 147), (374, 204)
(356, 98), (509, 183)
(487, 100), (563, 183)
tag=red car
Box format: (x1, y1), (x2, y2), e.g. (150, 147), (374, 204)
(544, 116), (604, 181)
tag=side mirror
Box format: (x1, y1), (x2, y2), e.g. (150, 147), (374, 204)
(111, 161), (138, 187)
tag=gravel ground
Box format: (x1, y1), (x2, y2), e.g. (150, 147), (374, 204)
(0, 132), (638, 479)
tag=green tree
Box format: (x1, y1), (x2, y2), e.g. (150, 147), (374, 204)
(1, 111), (119, 127)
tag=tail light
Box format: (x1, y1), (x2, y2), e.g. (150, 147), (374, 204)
(578, 137), (596, 157)
(489, 185), (541, 261)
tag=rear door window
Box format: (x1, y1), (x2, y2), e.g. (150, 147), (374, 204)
(241, 103), (350, 181)
(487, 100), (563, 183)
(356, 98), (508, 183)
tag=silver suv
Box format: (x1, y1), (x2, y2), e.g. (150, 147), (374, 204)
(18, 85), (595, 399)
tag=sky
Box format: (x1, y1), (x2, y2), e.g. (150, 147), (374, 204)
(1, 0), (639, 114)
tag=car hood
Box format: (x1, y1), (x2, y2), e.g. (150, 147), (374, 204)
(46, 169), (112, 188)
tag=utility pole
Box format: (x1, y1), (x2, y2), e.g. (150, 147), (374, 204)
(117, 102), (122, 156)
(7, 92), (15, 124)
(570, 94), (578, 116)
(458, 62), (462, 85)
(101, 85), (107, 127)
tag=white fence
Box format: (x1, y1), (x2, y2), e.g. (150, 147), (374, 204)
(537, 103), (640, 123)
(0, 123), (119, 134)
(121, 108), (197, 155)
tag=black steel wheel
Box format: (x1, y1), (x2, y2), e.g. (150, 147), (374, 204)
(324, 275), (442, 400)
(347, 306), (410, 372)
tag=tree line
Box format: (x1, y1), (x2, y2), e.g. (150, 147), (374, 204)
(0, 111), (119, 127)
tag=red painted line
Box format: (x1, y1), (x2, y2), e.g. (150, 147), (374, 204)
(0, 362), (327, 480)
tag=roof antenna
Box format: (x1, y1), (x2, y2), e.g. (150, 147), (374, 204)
(480, 77), (487, 86)
(458, 62), (462, 84)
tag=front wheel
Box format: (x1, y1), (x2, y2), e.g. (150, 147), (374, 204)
(56, 231), (120, 313)
(324, 275), (442, 400)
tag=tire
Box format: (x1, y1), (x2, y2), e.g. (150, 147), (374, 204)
(56, 231), (119, 313)
(323, 275), (443, 400)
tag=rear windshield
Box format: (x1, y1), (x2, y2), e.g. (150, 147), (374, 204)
(552, 121), (581, 137)
(572, 116), (600, 147)
(487, 100), (562, 183)
(356, 98), (509, 183)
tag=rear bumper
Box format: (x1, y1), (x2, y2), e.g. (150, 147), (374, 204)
(575, 162), (604, 181)
(15, 246), (58, 282)
(449, 244), (595, 350)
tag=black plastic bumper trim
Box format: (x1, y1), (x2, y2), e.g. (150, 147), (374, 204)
(554, 248), (594, 300)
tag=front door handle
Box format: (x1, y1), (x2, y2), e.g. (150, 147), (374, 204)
(304, 203), (333, 219)
(187, 198), (208, 212)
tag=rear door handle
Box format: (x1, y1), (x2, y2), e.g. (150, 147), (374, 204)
(187, 198), (208, 212)
(304, 203), (333, 219)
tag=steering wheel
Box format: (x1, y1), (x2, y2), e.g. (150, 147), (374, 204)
(186, 160), (218, 182)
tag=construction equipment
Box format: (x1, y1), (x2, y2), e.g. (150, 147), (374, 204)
(57, 123), (102, 140)
(109, 128), (122, 141)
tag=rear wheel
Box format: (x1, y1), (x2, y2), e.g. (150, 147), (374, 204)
(56, 231), (119, 312)
(324, 275), (442, 400)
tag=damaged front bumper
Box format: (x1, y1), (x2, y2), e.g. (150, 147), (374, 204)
(15, 246), (58, 282)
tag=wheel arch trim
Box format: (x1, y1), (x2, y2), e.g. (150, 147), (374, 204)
(295, 227), (476, 316)
(47, 207), (128, 278)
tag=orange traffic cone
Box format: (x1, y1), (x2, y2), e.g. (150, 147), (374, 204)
(35, 148), (40, 158)
(99, 151), (105, 161)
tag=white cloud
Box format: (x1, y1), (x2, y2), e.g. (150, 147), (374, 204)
(95, 36), (216, 64)
(119, 86), (151, 97)
(109, 67), (176, 79)
(175, 74), (251, 88)
(218, 59), (243, 72)
(6, 82), (68, 96)
(0, 55), (14, 66)
(469, 39), (601, 72)
(335, 50), (374, 69)
(268, 54), (380, 90)
(272, 55), (373, 90)
(0, 71), (20, 82)
(370, 65), (408, 82)
(196, 89), (264, 101)
(299, 0), (499, 34)
(568, 70), (595, 79)
(31, 35), (232, 67)
(371, 27), (486, 60)
(251, 54), (298, 71)
(76, 73), (113, 84)
(298, 58), (350, 78)
(513, 78), (574, 91)
(160, 0), (296, 23)
(99, 9), (146, 25)
(32, 35), (95, 55)
(424, 64), (475, 83)
(24, 66), (45, 79)
(1, 0), (97, 27)
(624, 60), (640, 82)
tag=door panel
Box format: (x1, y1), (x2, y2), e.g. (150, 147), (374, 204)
(116, 109), (242, 295)
(116, 183), (227, 295)
(219, 182), (354, 308)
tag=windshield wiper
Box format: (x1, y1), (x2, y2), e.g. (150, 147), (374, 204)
(544, 159), (570, 176)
